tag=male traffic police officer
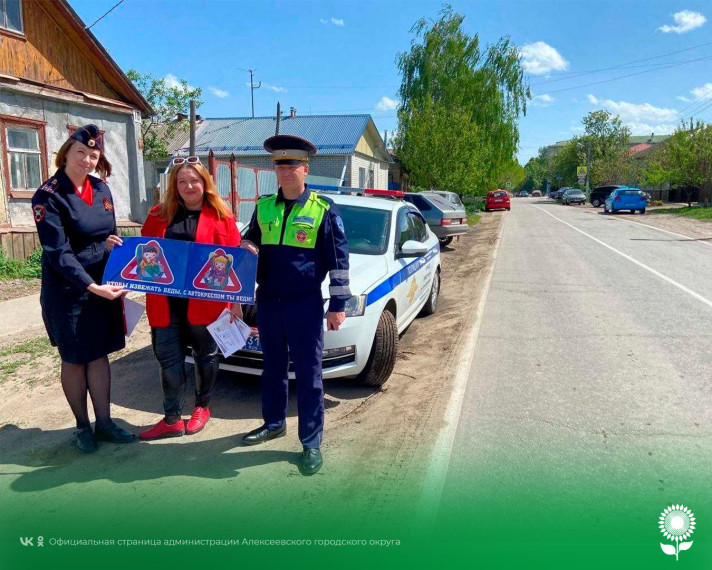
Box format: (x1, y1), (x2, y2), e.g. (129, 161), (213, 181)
(241, 135), (350, 475)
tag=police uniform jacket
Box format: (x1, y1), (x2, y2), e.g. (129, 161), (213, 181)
(141, 204), (241, 327)
(32, 168), (125, 364)
(243, 186), (350, 312)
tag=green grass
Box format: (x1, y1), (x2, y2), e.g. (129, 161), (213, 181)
(467, 212), (481, 226)
(648, 206), (712, 220)
(0, 247), (42, 280)
(0, 337), (54, 382)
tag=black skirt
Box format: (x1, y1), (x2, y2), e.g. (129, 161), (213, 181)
(41, 260), (125, 365)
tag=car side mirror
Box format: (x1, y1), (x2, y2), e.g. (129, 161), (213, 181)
(398, 240), (428, 258)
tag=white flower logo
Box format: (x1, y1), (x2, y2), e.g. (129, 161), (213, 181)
(659, 505), (695, 560)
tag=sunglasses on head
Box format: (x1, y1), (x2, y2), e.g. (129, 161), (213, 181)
(172, 156), (200, 165)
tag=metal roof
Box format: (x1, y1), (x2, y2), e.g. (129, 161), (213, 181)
(175, 114), (373, 157)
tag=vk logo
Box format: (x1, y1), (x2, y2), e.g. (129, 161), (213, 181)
(20, 537), (34, 546)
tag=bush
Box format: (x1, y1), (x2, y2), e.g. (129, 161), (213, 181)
(0, 247), (42, 280)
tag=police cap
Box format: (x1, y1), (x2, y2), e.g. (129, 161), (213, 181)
(70, 124), (104, 151)
(264, 135), (317, 165)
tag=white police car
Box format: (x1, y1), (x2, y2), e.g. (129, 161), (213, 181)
(217, 188), (441, 386)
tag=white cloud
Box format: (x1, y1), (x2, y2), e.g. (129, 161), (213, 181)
(587, 94), (678, 123)
(245, 81), (286, 93)
(208, 87), (229, 98)
(164, 73), (196, 92)
(263, 83), (286, 93)
(521, 42), (569, 75)
(531, 94), (555, 107)
(376, 96), (398, 111)
(320, 16), (344, 26)
(625, 122), (678, 136)
(690, 82), (712, 101)
(677, 95), (692, 102)
(658, 10), (706, 33)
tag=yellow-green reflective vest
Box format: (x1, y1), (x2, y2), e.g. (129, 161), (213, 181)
(256, 192), (329, 249)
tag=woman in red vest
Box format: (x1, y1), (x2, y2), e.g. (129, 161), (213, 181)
(139, 157), (241, 440)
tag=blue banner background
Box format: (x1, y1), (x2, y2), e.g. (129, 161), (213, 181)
(102, 237), (257, 303)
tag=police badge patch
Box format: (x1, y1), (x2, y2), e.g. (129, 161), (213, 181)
(33, 205), (45, 223)
(335, 216), (345, 234)
(103, 197), (114, 211)
(295, 230), (308, 243)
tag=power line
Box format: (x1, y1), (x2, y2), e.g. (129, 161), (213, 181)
(529, 41), (712, 86)
(85, 0), (126, 30)
(536, 54), (712, 96)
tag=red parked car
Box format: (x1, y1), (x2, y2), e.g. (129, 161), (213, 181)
(485, 190), (510, 212)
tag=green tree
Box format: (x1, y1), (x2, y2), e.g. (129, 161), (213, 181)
(581, 110), (630, 186)
(643, 120), (712, 205)
(522, 147), (550, 192)
(394, 5), (529, 196)
(126, 70), (203, 162)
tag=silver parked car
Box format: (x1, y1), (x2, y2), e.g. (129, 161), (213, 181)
(422, 190), (464, 208)
(402, 192), (469, 247)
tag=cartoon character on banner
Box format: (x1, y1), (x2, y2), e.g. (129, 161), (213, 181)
(136, 240), (165, 282)
(203, 249), (233, 290)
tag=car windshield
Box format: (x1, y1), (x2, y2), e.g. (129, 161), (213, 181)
(491, 191), (507, 198)
(337, 204), (392, 255)
(569, 190), (584, 196)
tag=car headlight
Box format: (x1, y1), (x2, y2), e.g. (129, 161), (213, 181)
(344, 295), (366, 317)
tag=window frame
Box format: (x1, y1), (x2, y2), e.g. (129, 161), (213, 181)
(0, 114), (48, 199)
(0, 0), (24, 37)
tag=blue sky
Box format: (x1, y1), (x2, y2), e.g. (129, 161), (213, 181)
(71, 0), (712, 164)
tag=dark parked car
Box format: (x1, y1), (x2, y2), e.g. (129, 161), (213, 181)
(590, 185), (623, 208)
(402, 192), (469, 247)
(550, 187), (571, 200)
(562, 188), (586, 205)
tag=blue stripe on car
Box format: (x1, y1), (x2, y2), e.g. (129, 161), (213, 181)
(366, 245), (439, 306)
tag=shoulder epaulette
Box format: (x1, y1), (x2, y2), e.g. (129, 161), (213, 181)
(38, 177), (59, 194)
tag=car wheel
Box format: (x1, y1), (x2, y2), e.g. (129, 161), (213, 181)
(640, 209), (646, 215)
(484, 207), (490, 212)
(439, 236), (453, 247)
(357, 310), (398, 387)
(592, 199), (601, 207)
(506, 207), (510, 211)
(420, 268), (440, 317)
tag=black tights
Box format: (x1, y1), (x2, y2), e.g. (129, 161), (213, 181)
(60, 356), (113, 430)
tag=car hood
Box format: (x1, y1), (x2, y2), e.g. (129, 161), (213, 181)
(320, 253), (390, 298)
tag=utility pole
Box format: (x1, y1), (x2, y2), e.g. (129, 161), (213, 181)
(586, 140), (591, 194)
(189, 99), (196, 155)
(248, 69), (261, 118)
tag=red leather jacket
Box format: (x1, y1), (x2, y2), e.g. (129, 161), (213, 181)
(141, 205), (241, 327)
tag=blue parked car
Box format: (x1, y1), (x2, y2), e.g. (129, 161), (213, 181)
(604, 187), (647, 214)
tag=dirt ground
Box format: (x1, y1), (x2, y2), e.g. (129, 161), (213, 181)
(0, 278), (40, 302)
(0, 213), (502, 534)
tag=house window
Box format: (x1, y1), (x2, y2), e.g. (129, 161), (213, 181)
(1, 0), (23, 33)
(358, 167), (366, 188)
(7, 127), (41, 190)
(1, 115), (47, 197)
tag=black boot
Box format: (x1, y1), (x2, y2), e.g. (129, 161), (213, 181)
(299, 447), (322, 475)
(241, 424), (287, 446)
(75, 426), (97, 453)
(94, 420), (137, 443)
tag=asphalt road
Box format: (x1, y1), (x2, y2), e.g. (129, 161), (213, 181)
(432, 200), (712, 563)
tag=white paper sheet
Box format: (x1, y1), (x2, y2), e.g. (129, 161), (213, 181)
(206, 309), (252, 358)
(123, 297), (145, 338)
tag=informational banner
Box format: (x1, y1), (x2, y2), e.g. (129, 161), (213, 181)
(102, 237), (257, 304)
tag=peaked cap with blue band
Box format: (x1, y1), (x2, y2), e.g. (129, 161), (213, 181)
(70, 124), (104, 151)
(264, 135), (317, 165)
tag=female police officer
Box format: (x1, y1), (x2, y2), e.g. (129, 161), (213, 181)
(32, 125), (136, 453)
